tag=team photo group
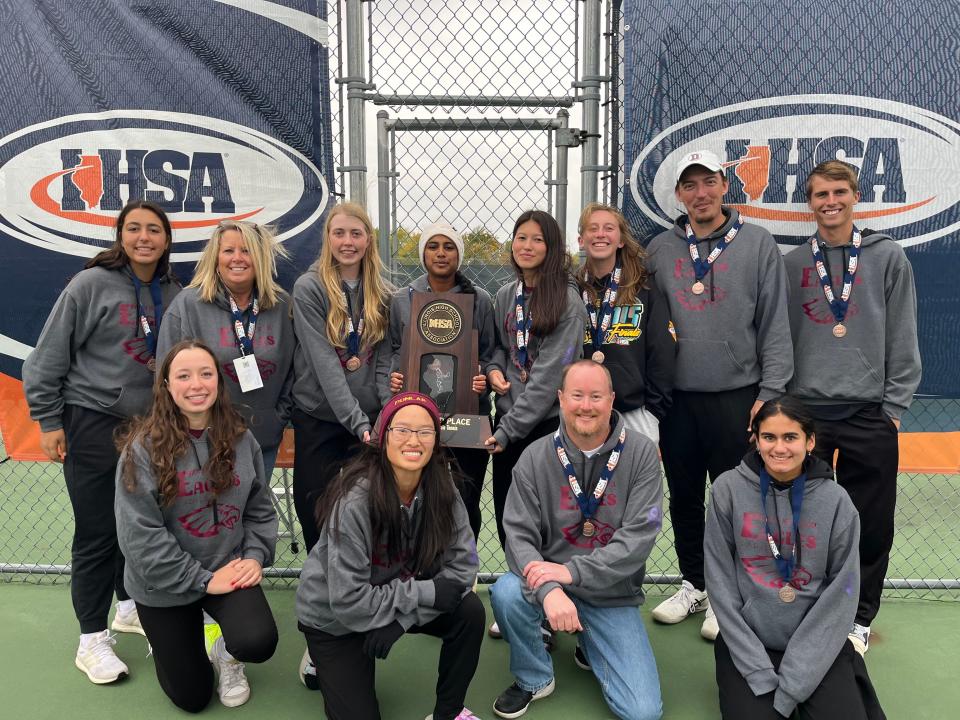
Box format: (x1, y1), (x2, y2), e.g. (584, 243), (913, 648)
(21, 150), (917, 720)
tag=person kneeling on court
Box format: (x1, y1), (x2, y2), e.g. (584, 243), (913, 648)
(490, 359), (664, 720)
(295, 392), (485, 720)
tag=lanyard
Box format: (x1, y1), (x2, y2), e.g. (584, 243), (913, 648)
(759, 467), (806, 586)
(581, 262), (621, 353)
(809, 229), (861, 332)
(131, 274), (163, 358)
(554, 427), (625, 522)
(228, 291), (259, 357)
(514, 280), (532, 373)
(343, 282), (364, 358)
(685, 216), (743, 282)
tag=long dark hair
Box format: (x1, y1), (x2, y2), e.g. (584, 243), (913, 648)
(86, 200), (175, 280)
(117, 340), (247, 507)
(510, 209), (571, 335)
(751, 395), (817, 439)
(316, 417), (461, 577)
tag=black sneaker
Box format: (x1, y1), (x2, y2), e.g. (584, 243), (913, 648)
(493, 679), (555, 719)
(574, 645), (590, 670)
(541, 621), (555, 653)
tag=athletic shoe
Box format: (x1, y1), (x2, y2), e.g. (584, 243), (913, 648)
(651, 581), (709, 624)
(541, 622), (556, 653)
(493, 679), (555, 719)
(425, 707), (482, 720)
(299, 647), (319, 690)
(700, 603), (719, 641)
(110, 603), (145, 636)
(488, 621), (502, 639)
(75, 631), (129, 684)
(848, 623), (870, 655)
(573, 645), (590, 670)
(209, 638), (250, 707)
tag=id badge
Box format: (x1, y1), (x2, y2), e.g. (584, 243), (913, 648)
(234, 354), (264, 392)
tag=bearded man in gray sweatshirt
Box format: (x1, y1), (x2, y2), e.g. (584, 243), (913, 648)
(489, 360), (663, 720)
(785, 160), (921, 654)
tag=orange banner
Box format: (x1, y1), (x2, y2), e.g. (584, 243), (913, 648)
(0, 373), (45, 461)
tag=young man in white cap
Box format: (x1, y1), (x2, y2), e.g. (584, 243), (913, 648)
(645, 150), (794, 640)
(785, 160), (921, 654)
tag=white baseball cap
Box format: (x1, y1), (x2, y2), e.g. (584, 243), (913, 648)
(674, 150), (724, 184)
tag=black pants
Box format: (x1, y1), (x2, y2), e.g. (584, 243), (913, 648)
(292, 409), (364, 553)
(715, 633), (885, 720)
(62, 404), (130, 633)
(659, 386), (757, 590)
(301, 591), (486, 720)
(449, 444), (490, 541)
(491, 415), (561, 546)
(136, 586), (278, 713)
(812, 405), (898, 626)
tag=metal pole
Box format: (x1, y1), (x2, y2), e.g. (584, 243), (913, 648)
(555, 109), (570, 235)
(376, 111), (395, 277)
(344, 0), (367, 205)
(579, 0), (603, 207)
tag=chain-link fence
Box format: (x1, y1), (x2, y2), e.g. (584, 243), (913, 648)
(2, 0), (958, 602)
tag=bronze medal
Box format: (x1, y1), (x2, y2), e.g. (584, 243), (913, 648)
(345, 356), (362, 372)
(519, 368), (528, 383)
(146, 357), (157, 373)
(832, 323), (847, 338)
(691, 280), (705, 295)
(591, 350), (605, 364)
(582, 520), (596, 538)
(778, 585), (796, 603)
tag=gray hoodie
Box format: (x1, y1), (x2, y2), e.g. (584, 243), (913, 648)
(704, 452), (860, 717)
(488, 279), (588, 448)
(384, 274), (497, 416)
(115, 429), (278, 607)
(291, 270), (392, 438)
(295, 477), (478, 635)
(503, 410), (663, 608)
(784, 230), (921, 421)
(23, 266), (180, 431)
(157, 287), (295, 450)
(646, 208), (793, 400)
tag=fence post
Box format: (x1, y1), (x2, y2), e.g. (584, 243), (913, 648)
(376, 110), (395, 276)
(556, 109), (570, 236)
(345, 0), (367, 205)
(579, 0), (603, 207)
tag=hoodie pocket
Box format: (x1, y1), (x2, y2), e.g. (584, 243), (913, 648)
(676, 338), (746, 385)
(792, 345), (883, 400)
(95, 387), (124, 410)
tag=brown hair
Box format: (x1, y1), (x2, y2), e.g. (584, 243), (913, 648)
(804, 160), (859, 200)
(574, 202), (649, 306)
(117, 340), (247, 507)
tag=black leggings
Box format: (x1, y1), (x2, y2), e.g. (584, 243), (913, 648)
(448, 444), (490, 541)
(301, 592), (486, 720)
(136, 586), (278, 713)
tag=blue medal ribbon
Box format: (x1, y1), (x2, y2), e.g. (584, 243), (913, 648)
(131, 274), (163, 358)
(685, 216), (743, 281)
(809, 229), (862, 327)
(228, 290), (259, 357)
(553, 427), (626, 522)
(344, 282), (364, 358)
(514, 280), (532, 374)
(581, 262), (621, 354)
(759, 466), (806, 587)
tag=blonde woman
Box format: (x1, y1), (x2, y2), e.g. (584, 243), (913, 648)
(158, 220), (294, 478)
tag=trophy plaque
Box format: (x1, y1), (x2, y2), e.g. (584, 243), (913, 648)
(400, 292), (492, 448)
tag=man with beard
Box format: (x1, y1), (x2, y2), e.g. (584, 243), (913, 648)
(489, 360), (664, 720)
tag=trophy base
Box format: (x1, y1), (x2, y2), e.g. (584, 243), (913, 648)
(439, 414), (493, 449)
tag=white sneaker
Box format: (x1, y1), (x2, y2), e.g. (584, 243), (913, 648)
(700, 603), (719, 641)
(75, 631), (129, 684)
(210, 639), (250, 707)
(111, 603), (146, 636)
(488, 621), (502, 639)
(651, 581), (709, 624)
(299, 647), (319, 690)
(848, 623), (870, 655)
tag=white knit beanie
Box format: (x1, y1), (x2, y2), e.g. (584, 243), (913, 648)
(418, 222), (464, 271)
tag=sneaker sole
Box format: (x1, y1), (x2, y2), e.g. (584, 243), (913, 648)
(110, 619), (146, 637)
(574, 650), (590, 671)
(299, 649), (320, 691)
(493, 679), (555, 719)
(75, 657), (128, 685)
(700, 623), (719, 641)
(219, 690), (250, 708)
(651, 603), (708, 624)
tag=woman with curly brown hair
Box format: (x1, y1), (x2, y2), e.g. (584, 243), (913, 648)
(116, 340), (278, 712)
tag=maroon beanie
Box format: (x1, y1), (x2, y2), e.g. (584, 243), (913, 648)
(373, 392), (442, 446)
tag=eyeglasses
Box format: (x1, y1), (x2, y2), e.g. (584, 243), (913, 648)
(387, 426), (437, 442)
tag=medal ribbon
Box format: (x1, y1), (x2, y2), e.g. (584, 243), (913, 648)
(685, 216), (743, 281)
(131, 274), (164, 358)
(581, 263), (621, 353)
(809, 229), (862, 327)
(343, 282), (364, 357)
(759, 466), (806, 586)
(514, 280), (532, 373)
(553, 427), (626, 521)
(228, 291), (259, 357)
